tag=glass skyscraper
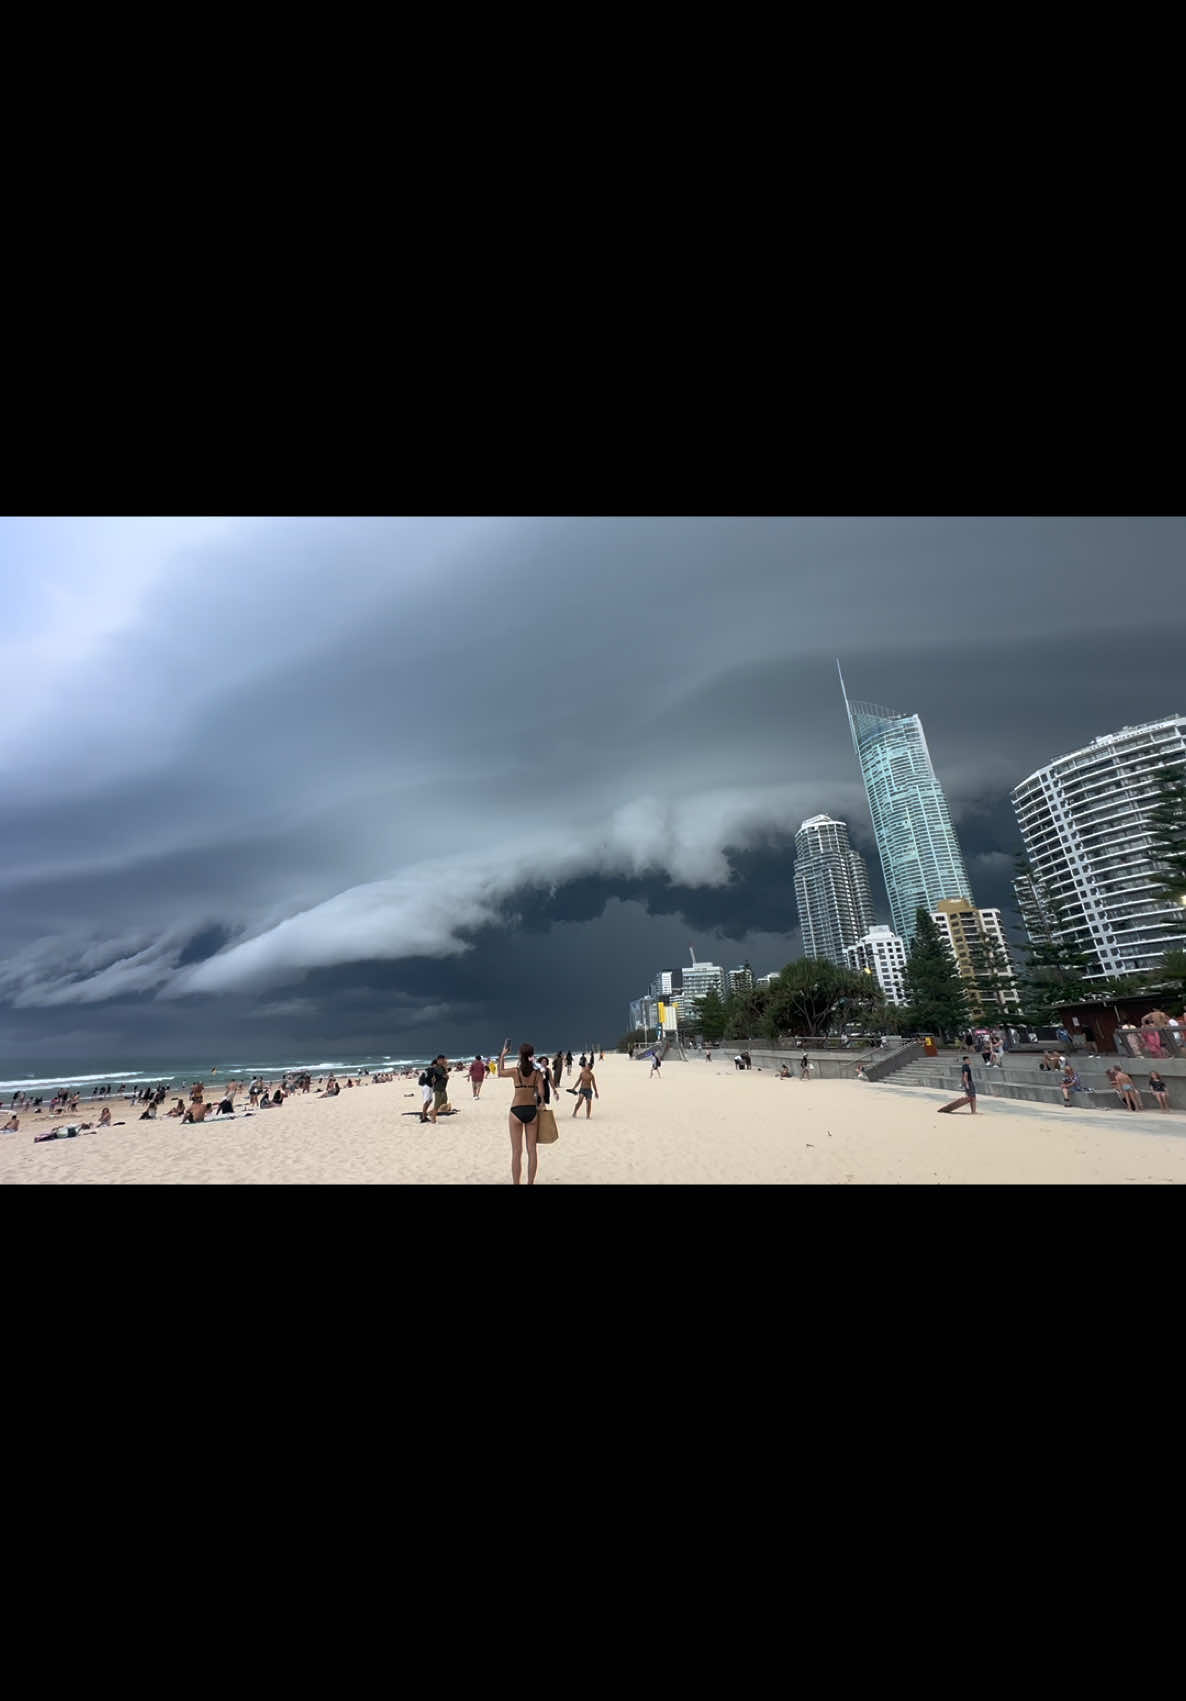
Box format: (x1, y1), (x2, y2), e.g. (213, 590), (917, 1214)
(839, 665), (973, 946)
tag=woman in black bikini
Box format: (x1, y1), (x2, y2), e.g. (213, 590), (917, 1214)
(498, 1041), (544, 1186)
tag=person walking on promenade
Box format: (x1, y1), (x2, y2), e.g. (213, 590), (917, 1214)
(498, 1041), (543, 1186)
(573, 1057), (598, 1118)
(938, 1057), (978, 1115)
(469, 1055), (486, 1100)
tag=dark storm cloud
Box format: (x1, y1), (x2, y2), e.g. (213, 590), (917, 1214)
(2, 517), (1184, 1056)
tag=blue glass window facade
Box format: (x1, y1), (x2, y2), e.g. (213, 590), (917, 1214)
(841, 682), (973, 946)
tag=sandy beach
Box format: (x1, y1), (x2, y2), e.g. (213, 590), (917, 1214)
(2, 1053), (1185, 1184)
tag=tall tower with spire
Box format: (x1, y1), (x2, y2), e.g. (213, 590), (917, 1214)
(838, 662), (973, 946)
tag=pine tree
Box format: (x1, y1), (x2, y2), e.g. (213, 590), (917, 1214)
(697, 987), (727, 1042)
(1157, 949), (1186, 1004)
(902, 909), (969, 1042)
(1014, 858), (1093, 1021)
(723, 983), (774, 1041)
(966, 933), (1016, 1021)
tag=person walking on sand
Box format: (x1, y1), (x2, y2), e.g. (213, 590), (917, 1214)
(498, 1041), (544, 1186)
(469, 1055), (486, 1100)
(551, 1050), (563, 1094)
(938, 1057), (978, 1115)
(565, 1051), (573, 1078)
(649, 1049), (662, 1079)
(419, 1067), (435, 1123)
(428, 1054), (452, 1118)
(572, 1057), (598, 1118)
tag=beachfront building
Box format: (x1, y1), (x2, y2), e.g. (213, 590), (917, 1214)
(630, 969), (678, 1036)
(756, 971), (780, 987)
(930, 898), (1021, 1014)
(839, 667), (974, 946)
(678, 956), (727, 1028)
(793, 814), (875, 965)
(1011, 714), (1186, 980)
(629, 992), (679, 1035)
(727, 964), (754, 994)
(844, 924), (908, 1005)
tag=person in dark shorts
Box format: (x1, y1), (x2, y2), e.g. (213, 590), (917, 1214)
(428, 1055), (451, 1117)
(498, 1041), (543, 1186)
(565, 1051), (573, 1077)
(938, 1057), (977, 1115)
(649, 1050), (662, 1079)
(572, 1058), (598, 1118)
(1148, 1071), (1170, 1111)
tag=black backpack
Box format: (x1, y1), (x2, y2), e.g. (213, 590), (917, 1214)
(418, 1071), (429, 1087)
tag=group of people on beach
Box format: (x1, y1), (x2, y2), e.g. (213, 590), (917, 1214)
(937, 1052), (1173, 1116)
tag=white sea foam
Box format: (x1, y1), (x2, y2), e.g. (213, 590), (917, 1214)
(0, 1070), (147, 1091)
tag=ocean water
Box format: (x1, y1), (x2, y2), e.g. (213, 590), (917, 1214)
(0, 1053), (430, 1095)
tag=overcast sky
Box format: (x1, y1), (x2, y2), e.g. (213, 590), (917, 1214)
(2, 516), (1183, 1063)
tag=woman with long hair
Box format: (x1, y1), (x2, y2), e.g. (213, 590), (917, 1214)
(498, 1041), (543, 1186)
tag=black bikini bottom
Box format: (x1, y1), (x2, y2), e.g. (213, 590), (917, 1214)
(511, 1105), (538, 1125)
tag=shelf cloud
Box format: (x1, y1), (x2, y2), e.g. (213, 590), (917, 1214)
(2, 516), (1183, 1055)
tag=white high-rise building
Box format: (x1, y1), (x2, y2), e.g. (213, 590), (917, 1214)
(793, 814), (876, 965)
(678, 954), (727, 1027)
(844, 925), (908, 1005)
(1011, 715), (1186, 979)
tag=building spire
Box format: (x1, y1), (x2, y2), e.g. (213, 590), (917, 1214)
(837, 658), (860, 755)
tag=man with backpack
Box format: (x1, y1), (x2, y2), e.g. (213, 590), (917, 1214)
(419, 1055), (451, 1123)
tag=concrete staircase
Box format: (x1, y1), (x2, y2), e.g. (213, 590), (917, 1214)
(880, 1053), (1181, 1113)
